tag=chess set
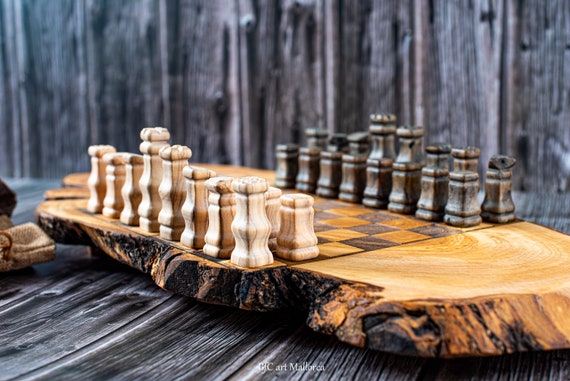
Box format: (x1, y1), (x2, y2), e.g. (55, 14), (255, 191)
(36, 117), (570, 358)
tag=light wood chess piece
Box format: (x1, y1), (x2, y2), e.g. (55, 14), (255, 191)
(138, 127), (170, 232)
(203, 177), (236, 258)
(181, 166), (216, 249)
(158, 145), (192, 241)
(87, 145), (116, 213)
(230, 177), (274, 268)
(120, 153), (144, 226)
(276, 194), (319, 261)
(102, 152), (126, 219)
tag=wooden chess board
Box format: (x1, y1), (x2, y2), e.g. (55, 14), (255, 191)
(36, 165), (570, 358)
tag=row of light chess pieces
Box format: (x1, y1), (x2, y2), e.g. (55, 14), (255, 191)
(275, 113), (516, 227)
(87, 127), (319, 269)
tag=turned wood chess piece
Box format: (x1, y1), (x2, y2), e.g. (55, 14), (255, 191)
(481, 155), (517, 223)
(120, 153), (144, 226)
(203, 177), (236, 258)
(363, 158), (393, 209)
(102, 152), (126, 219)
(275, 144), (299, 189)
(338, 154), (367, 203)
(230, 177), (273, 268)
(305, 128), (328, 150)
(296, 147), (321, 193)
(444, 147), (482, 227)
(138, 127), (171, 232)
(265, 186), (282, 252)
(181, 166), (216, 249)
(388, 126), (424, 214)
(347, 132), (371, 157)
(316, 134), (347, 198)
(368, 113), (397, 160)
(415, 143), (452, 221)
(276, 194), (319, 261)
(158, 145), (192, 241)
(87, 145), (116, 213)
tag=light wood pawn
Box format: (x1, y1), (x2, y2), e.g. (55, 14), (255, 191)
(158, 145), (192, 241)
(87, 145), (116, 213)
(203, 177), (236, 258)
(276, 194), (319, 261)
(265, 186), (282, 251)
(120, 153), (144, 226)
(102, 152), (126, 219)
(230, 177), (274, 268)
(181, 166), (216, 249)
(138, 127), (170, 232)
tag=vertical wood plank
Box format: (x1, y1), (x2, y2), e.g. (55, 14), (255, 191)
(15, 0), (89, 178)
(166, 0), (240, 165)
(85, 0), (163, 153)
(417, 0), (504, 176)
(504, 0), (570, 192)
(0, 0), (20, 177)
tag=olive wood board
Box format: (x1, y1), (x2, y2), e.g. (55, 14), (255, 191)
(36, 164), (570, 358)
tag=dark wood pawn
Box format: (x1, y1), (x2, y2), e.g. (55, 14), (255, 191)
(362, 158), (393, 209)
(296, 147), (321, 193)
(444, 170), (482, 227)
(316, 134), (348, 198)
(415, 143), (452, 221)
(347, 132), (371, 157)
(275, 144), (299, 189)
(452, 146), (480, 172)
(481, 155), (517, 223)
(369, 113), (397, 160)
(338, 154), (367, 203)
(387, 126), (425, 214)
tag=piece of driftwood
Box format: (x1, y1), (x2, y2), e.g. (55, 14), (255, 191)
(36, 164), (570, 358)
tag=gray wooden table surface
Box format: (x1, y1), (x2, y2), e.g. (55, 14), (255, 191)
(1, 179), (570, 380)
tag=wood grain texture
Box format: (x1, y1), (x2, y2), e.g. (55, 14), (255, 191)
(34, 167), (570, 358)
(5, 179), (570, 379)
(0, 0), (568, 197)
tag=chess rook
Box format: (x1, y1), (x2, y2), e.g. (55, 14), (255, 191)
(338, 154), (367, 203)
(87, 145), (116, 213)
(416, 143), (452, 221)
(276, 194), (319, 261)
(481, 155), (517, 223)
(120, 153), (144, 226)
(316, 150), (343, 198)
(275, 144), (299, 189)
(452, 146), (480, 172)
(230, 177), (274, 268)
(296, 147), (321, 193)
(158, 145), (192, 241)
(305, 128), (328, 150)
(363, 158), (393, 209)
(203, 177), (236, 258)
(181, 166), (216, 249)
(368, 113), (397, 160)
(265, 186), (282, 252)
(138, 127), (171, 232)
(102, 152), (126, 219)
(388, 126), (425, 214)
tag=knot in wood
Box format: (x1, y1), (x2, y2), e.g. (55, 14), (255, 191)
(205, 177), (234, 194)
(102, 152), (126, 166)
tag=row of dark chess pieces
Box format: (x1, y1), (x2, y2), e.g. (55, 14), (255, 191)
(275, 113), (516, 227)
(86, 127), (319, 269)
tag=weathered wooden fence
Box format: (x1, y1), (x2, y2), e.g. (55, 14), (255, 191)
(0, 0), (568, 192)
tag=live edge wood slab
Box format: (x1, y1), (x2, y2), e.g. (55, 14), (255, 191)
(37, 165), (570, 358)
